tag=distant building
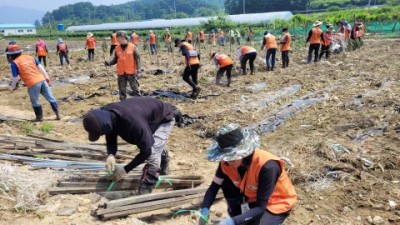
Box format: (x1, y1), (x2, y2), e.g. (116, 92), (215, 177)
(0, 24), (36, 36)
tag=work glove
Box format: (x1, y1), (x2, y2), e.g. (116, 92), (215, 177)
(104, 61), (111, 67)
(215, 217), (234, 225)
(105, 154), (116, 173)
(108, 166), (126, 182)
(198, 208), (209, 225)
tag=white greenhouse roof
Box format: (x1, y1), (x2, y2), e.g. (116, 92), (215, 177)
(66, 11), (293, 32)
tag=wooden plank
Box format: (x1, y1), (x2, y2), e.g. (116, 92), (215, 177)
(105, 187), (208, 209)
(27, 134), (65, 142)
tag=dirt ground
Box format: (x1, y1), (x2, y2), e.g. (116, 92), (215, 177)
(0, 37), (399, 225)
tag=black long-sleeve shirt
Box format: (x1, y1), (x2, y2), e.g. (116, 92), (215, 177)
(109, 43), (141, 74)
(202, 160), (282, 224)
(101, 97), (174, 172)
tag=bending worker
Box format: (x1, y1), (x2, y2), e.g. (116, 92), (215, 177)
(210, 52), (233, 87)
(199, 124), (297, 225)
(83, 97), (179, 195)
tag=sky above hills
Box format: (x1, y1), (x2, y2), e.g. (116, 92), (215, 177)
(0, 0), (130, 11)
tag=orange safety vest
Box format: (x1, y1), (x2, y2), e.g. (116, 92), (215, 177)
(131, 33), (139, 45)
(115, 43), (137, 75)
(181, 42), (199, 66)
(13, 55), (45, 88)
(86, 37), (96, 49)
(186, 31), (192, 41)
(165, 32), (171, 43)
(322, 32), (333, 46)
(58, 43), (67, 52)
(280, 33), (291, 51)
(111, 33), (119, 45)
(265, 34), (278, 49)
(216, 54), (233, 68)
(221, 149), (297, 214)
(240, 46), (256, 55)
(199, 31), (205, 41)
(37, 45), (47, 57)
(149, 33), (156, 44)
(310, 27), (323, 44)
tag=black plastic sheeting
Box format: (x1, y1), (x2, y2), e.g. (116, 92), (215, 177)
(143, 90), (220, 101)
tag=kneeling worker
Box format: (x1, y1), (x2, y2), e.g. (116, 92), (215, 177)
(199, 124), (297, 225)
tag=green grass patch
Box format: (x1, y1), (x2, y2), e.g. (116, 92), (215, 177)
(22, 122), (34, 134)
(39, 122), (54, 134)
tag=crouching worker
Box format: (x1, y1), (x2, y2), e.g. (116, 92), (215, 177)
(83, 97), (180, 195)
(210, 52), (233, 87)
(6, 44), (60, 121)
(199, 124), (297, 225)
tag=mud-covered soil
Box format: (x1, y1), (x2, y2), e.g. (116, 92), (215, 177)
(0, 37), (399, 225)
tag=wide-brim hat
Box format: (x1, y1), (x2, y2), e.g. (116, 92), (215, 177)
(313, 21), (323, 26)
(207, 124), (260, 162)
(87, 32), (93, 37)
(6, 44), (23, 55)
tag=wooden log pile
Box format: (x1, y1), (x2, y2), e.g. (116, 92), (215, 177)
(0, 134), (134, 161)
(94, 187), (223, 220)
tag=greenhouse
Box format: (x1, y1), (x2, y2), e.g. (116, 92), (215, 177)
(66, 11), (293, 32)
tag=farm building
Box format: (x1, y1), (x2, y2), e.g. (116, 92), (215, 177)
(0, 24), (37, 36)
(66, 11), (293, 32)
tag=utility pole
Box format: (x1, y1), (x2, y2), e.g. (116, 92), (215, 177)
(174, 0), (177, 18)
(243, 0), (246, 14)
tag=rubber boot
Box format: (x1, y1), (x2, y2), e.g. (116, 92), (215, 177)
(160, 149), (170, 175)
(226, 77), (231, 87)
(271, 66), (274, 71)
(138, 165), (158, 195)
(32, 106), (43, 122)
(267, 66), (270, 71)
(50, 102), (61, 120)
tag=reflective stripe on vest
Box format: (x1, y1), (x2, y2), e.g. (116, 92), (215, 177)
(181, 42), (199, 65)
(149, 34), (156, 44)
(221, 149), (297, 214)
(216, 54), (233, 68)
(280, 33), (291, 51)
(240, 46), (256, 55)
(13, 55), (44, 88)
(265, 35), (278, 49)
(111, 33), (119, 45)
(115, 43), (136, 75)
(310, 28), (323, 44)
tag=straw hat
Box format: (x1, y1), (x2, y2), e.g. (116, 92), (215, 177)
(313, 21), (323, 26)
(207, 124), (260, 162)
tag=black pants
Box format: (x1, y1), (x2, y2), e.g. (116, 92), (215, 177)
(307, 44), (320, 63)
(88, 49), (95, 61)
(110, 45), (117, 56)
(281, 51), (289, 68)
(220, 178), (289, 225)
(241, 52), (257, 75)
(183, 64), (199, 92)
(319, 45), (330, 60)
(59, 52), (70, 65)
(38, 56), (47, 67)
(216, 65), (233, 86)
(117, 74), (140, 101)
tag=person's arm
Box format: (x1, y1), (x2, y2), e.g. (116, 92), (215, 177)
(281, 35), (288, 44)
(232, 160), (282, 225)
(306, 30), (312, 43)
(35, 59), (49, 81)
(106, 132), (118, 156)
(260, 37), (266, 50)
(123, 126), (154, 173)
(180, 46), (191, 67)
(45, 46), (48, 53)
(134, 47), (141, 73)
(35, 45), (38, 54)
(213, 58), (219, 67)
(9, 63), (19, 90)
(201, 165), (225, 209)
(108, 53), (118, 66)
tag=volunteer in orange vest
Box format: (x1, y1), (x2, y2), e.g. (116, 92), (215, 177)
(210, 52), (234, 87)
(85, 32), (98, 61)
(319, 27), (335, 60)
(56, 38), (70, 67)
(210, 29), (216, 46)
(306, 21), (324, 63)
(148, 30), (157, 55)
(280, 28), (291, 68)
(110, 30), (119, 56)
(174, 38), (201, 99)
(260, 30), (278, 71)
(186, 29), (193, 44)
(6, 44), (61, 121)
(198, 124), (297, 225)
(105, 31), (141, 101)
(219, 29), (225, 46)
(165, 28), (173, 52)
(237, 46), (257, 75)
(247, 28), (254, 44)
(199, 30), (205, 49)
(130, 30), (140, 46)
(35, 39), (48, 67)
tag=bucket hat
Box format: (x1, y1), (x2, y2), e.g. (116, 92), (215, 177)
(207, 124), (260, 162)
(5, 44), (23, 55)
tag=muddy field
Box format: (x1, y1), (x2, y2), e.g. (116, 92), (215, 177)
(0, 37), (399, 225)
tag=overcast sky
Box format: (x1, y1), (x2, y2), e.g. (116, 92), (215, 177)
(1, 0), (131, 11)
